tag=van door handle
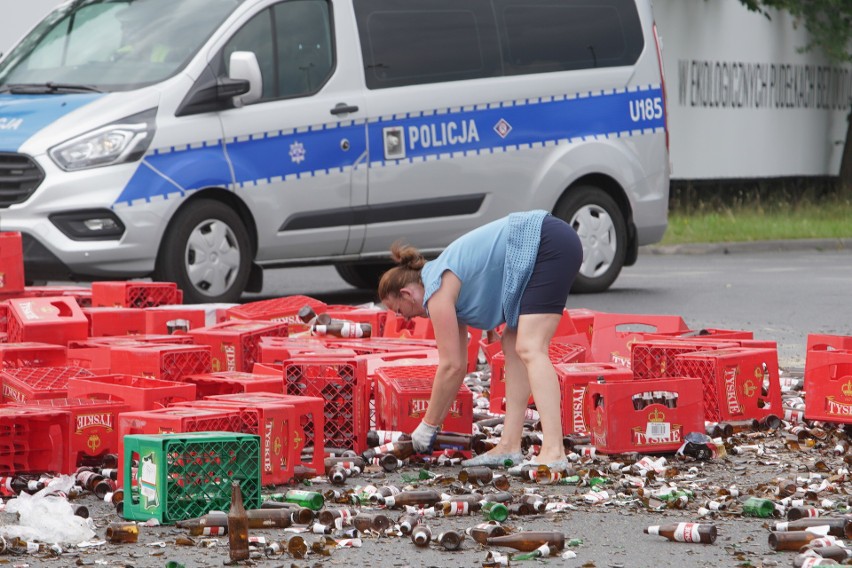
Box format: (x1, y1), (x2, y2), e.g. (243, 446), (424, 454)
(330, 103), (359, 115)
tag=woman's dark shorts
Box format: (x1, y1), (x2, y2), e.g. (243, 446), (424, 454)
(518, 215), (583, 316)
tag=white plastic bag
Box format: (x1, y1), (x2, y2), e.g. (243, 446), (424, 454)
(1, 475), (96, 544)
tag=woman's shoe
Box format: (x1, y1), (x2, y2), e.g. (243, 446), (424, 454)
(460, 452), (524, 468)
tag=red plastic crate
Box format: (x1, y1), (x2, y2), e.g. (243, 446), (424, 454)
(566, 308), (600, 345)
(0, 232), (24, 294)
(21, 286), (93, 307)
(673, 347), (782, 423)
(82, 307), (146, 337)
(642, 328), (755, 341)
(110, 343), (212, 382)
(354, 349), (440, 430)
(189, 320), (288, 373)
(116, 405), (243, 485)
(5, 296), (89, 345)
(375, 365), (473, 435)
(202, 392), (325, 476)
(630, 339), (739, 380)
(183, 371), (284, 398)
(67, 374), (197, 412)
(555, 362), (633, 436)
(0, 342), (66, 368)
(0, 407), (71, 475)
(804, 349), (852, 423)
(282, 354), (369, 453)
(587, 377), (704, 454)
(13, 397), (129, 470)
(226, 295), (326, 323)
(381, 313), (434, 339)
(807, 334), (852, 353)
(323, 337), (438, 355)
(1, 366), (94, 403)
(489, 337), (587, 413)
(589, 313), (689, 367)
(91, 281), (182, 308)
(257, 336), (338, 365)
(143, 306), (208, 335)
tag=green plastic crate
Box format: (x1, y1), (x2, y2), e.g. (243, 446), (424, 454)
(122, 432), (261, 524)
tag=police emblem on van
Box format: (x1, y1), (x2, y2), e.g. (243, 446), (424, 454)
(383, 126), (405, 160)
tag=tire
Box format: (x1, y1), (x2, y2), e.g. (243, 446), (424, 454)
(154, 199), (251, 304)
(335, 262), (394, 290)
(555, 185), (627, 293)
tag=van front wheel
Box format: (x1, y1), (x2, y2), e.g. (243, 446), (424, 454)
(555, 186), (627, 293)
(155, 200), (251, 304)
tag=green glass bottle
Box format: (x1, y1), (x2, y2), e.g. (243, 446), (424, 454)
(282, 489), (325, 511)
(481, 501), (509, 523)
(742, 497), (777, 518)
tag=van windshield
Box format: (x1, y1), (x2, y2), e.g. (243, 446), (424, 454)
(0, 0), (242, 92)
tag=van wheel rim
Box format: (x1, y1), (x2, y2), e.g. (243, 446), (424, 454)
(570, 204), (617, 278)
(184, 219), (241, 297)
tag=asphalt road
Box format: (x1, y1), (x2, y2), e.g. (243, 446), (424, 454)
(11, 243), (846, 568)
(249, 242), (852, 368)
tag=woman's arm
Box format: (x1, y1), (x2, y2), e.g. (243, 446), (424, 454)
(422, 271), (468, 427)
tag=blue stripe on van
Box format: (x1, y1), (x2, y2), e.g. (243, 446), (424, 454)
(115, 140), (233, 205)
(368, 86), (665, 164)
(0, 94), (104, 152)
(114, 86), (663, 206)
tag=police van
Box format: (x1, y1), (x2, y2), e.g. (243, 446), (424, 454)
(0, 0), (669, 303)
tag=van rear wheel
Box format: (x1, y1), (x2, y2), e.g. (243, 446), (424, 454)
(155, 199), (251, 304)
(335, 262), (393, 290)
(555, 186), (627, 293)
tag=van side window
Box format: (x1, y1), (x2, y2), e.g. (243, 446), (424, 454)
(353, 0), (501, 89)
(222, 0), (333, 101)
(493, 0), (644, 74)
(274, 0), (334, 97)
(354, 0), (643, 89)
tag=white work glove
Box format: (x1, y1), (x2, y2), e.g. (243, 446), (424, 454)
(410, 420), (439, 454)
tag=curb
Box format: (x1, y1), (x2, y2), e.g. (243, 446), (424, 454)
(642, 238), (852, 256)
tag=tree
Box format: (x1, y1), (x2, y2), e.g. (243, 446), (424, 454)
(737, 0), (852, 188)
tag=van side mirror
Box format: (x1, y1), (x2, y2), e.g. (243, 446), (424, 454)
(229, 51), (262, 106)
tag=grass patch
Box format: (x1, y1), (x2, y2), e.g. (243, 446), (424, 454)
(661, 178), (852, 244)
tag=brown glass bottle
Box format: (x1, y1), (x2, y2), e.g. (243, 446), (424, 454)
(313, 322), (372, 338)
(366, 429), (410, 447)
(381, 489), (441, 509)
(75, 470), (104, 492)
(353, 512), (391, 532)
(411, 524), (433, 547)
(433, 432), (472, 451)
(486, 530), (566, 552)
(227, 481), (250, 562)
(397, 513), (421, 536)
(768, 529), (821, 551)
(645, 523), (717, 544)
(796, 545), (852, 562)
(325, 455), (366, 471)
(317, 508), (355, 527)
(437, 529), (465, 550)
(246, 508), (293, 529)
(773, 518), (852, 538)
(518, 493), (547, 514)
(362, 440), (415, 461)
(105, 521), (139, 544)
(467, 522), (508, 544)
(787, 506), (820, 521)
(458, 466), (493, 484)
(176, 510), (229, 532)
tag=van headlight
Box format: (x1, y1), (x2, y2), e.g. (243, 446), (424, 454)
(49, 108), (157, 171)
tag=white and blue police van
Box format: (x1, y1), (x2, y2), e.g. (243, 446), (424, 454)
(0, 0), (669, 303)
